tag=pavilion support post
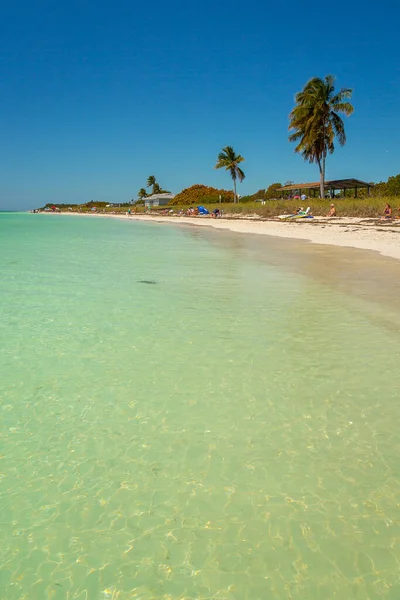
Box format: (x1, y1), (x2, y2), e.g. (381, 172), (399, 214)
(355, 186), (358, 198)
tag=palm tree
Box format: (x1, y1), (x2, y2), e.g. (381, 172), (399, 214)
(138, 188), (148, 200)
(215, 146), (245, 203)
(146, 175), (157, 194)
(289, 75), (354, 199)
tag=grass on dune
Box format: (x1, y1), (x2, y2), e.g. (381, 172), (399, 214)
(160, 197), (400, 219)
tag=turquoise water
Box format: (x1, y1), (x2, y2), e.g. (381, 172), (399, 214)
(1, 213), (400, 600)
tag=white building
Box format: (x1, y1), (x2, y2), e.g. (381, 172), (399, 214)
(144, 193), (175, 208)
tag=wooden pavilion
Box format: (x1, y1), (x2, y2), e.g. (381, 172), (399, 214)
(279, 178), (373, 198)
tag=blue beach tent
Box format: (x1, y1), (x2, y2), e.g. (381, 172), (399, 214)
(197, 206), (209, 215)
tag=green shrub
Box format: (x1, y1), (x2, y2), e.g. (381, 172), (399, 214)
(170, 184), (234, 206)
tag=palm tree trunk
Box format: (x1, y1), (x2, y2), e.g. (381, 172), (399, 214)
(318, 155), (326, 199)
(320, 119), (327, 199)
(319, 165), (324, 199)
(233, 178), (237, 204)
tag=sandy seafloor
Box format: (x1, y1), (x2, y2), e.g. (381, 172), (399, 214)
(41, 211), (400, 261)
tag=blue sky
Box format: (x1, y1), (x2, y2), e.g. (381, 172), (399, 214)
(1, 0), (399, 209)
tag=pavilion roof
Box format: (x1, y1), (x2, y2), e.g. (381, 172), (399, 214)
(279, 178), (373, 191)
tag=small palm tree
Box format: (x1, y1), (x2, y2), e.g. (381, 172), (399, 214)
(138, 188), (148, 200)
(289, 75), (354, 198)
(146, 176), (157, 194)
(215, 146), (245, 203)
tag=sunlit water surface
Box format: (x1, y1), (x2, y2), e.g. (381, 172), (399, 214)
(1, 213), (400, 600)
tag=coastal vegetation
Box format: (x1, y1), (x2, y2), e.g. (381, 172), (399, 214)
(373, 174), (400, 197)
(144, 175), (170, 196)
(146, 175), (158, 194)
(289, 75), (354, 199)
(215, 146), (245, 203)
(43, 195), (400, 219)
(170, 184), (234, 206)
(135, 176), (170, 200)
(240, 183), (284, 203)
(166, 196), (400, 219)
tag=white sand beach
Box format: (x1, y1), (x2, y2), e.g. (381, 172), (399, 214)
(40, 211), (400, 261)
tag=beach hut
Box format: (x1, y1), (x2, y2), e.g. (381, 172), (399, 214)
(144, 193), (175, 208)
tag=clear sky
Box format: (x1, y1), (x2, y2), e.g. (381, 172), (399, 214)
(1, 0), (399, 210)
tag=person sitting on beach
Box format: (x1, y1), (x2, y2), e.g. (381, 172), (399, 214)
(327, 204), (336, 217)
(296, 207), (304, 214)
(382, 204), (392, 219)
(212, 208), (220, 218)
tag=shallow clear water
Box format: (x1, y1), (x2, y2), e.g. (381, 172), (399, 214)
(1, 213), (400, 600)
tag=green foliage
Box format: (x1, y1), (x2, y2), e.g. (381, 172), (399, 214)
(369, 174), (400, 197)
(215, 146), (245, 203)
(146, 175), (156, 190)
(265, 183), (283, 199)
(239, 184), (282, 203)
(239, 189), (265, 202)
(169, 184), (234, 206)
(42, 203), (78, 208)
(144, 176), (170, 195)
(289, 75), (354, 197)
(386, 174), (400, 196)
(372, 181), (388, 196)
(238, 194), (256, 203)
(138, 188), (148, 199)
(85, 201), (110, 207)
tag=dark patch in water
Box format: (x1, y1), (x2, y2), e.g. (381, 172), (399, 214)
(138, 280), (158, 285)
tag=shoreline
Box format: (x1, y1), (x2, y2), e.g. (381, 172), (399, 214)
(35, 211), (400, 261)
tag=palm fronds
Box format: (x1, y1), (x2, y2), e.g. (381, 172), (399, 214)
(288, 75), (354, 198)
(215, 146), (245, 203)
